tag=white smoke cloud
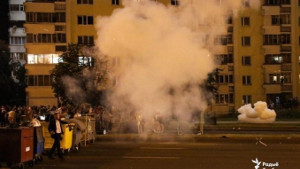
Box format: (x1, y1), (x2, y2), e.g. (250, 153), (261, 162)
(62, 76), (86, 104)
(238, 101), (277, 123)
(95, 0), (260, 128)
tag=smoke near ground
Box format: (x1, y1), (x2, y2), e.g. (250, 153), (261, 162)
(238, 101), (276, 123)
(95, 0), (260, 131)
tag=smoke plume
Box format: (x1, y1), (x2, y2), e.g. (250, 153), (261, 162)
(62, 76), (86, 104)
(238, 101), (276, 123)
(95, 0), (260, 130)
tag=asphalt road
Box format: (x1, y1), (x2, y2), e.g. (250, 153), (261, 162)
(30, 139), (300, 169)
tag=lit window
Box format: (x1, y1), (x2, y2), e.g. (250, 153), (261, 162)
(27, 54), (60, 64)
(78, 56), (92, 66)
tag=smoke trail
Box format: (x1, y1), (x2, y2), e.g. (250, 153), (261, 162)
(238, 101), (276, 123)
(62, 76), (86, 104)
(95, 0), (260, 130)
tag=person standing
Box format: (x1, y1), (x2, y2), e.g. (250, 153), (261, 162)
(48, 110), (65, 160)
(0, 106), (7, 127)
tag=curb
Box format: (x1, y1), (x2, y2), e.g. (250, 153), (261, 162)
(95, 134), (300, 144)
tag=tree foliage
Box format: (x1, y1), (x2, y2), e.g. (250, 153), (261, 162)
(201, 68), (222, 104)
(50, 44), (107, 106)
(0, 51), (26, 105)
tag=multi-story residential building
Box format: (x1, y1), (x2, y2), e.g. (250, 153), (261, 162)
(9, 0), (27, 78)
(23, 0), (300, 115)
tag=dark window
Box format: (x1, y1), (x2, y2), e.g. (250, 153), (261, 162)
(242, 95), (252, 104)
(78, 16), (83, 24)
(271, 15), (280, 25)
(56, 45), (67, 52)
(280, 14), (290, 24)
(280, 34), (290, 44)
(88, 16), (93, 25)
(28, 76), (34, 86)
(77, 0), (93, 4)
(241, 17), (250, 26)
(27, 34), (34, 43)
(44, 76), (50, 86)
(264, 34), (280, 45)
(242, 56), (251, 65)
(244, 0), (250, 7)
(78, 15), (93, 25)
(227, 16), (233, 24)
(242, 75), (251, 85)
(112, 0), (119, 5)
(171, 0), (179, 6)
(216, 54), (233, 65)
(242, 36), (251, 46)
(281, 0), (290, 4)
(264, 0), (280, 5)
(78, 36), (94, 45)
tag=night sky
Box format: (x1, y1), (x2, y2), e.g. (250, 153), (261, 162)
(0, 0), (9, 44)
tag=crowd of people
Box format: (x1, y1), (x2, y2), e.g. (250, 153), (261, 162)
(0, 105), (113, 133)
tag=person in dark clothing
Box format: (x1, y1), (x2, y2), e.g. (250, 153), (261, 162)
(0, 106), (7, 127)
(48, 111), (65, 160)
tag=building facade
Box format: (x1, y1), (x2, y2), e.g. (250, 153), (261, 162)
(23, 0), (300, 114)
(9, 0), (27, 80)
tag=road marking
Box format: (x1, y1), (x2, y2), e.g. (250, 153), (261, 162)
(140, 147), (186, 150)
(122, 156), (180, 159)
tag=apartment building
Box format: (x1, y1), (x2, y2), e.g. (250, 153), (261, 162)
(212, 0), (300, 114)
(23, 0), (300, 114)
(9, 0), (27, 80)
(23, 0), (170, 106)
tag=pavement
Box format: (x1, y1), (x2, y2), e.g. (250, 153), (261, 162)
(95, 133), (300, 145)
(29, 135), (300, 169)
(1, 133), (299, 169)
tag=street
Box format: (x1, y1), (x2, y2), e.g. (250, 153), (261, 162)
(31, 137), (300, 169)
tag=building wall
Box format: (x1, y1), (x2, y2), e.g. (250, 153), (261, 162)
(24, 0), (300, 112)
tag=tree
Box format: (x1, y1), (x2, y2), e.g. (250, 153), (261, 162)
(199, 68), (222, 133)
(50, 44), (107, 106)
(201, 68), (221, 101)
(0, 50), (26, 106)
(11, 61), (27, 105)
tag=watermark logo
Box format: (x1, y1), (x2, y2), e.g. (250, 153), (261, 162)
(251, 158), (279, 169)
(252, 158), (261, 169)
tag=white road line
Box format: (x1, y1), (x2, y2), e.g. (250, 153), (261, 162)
(140, 147), (186, 150)
(122, 156), (180, 159)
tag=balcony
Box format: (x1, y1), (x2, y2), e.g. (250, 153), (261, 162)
(280, 26), (291, 32)
(262, 6), (280, 15)
(263, 45), (280, 54)
(55, 4), (65, 11)
(263, 83), (281, 94)
(281, 84), (292, 92)
(280, 7), (291, 13)
(281, 64), (291, 71)
(280, 45), (291, 52)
